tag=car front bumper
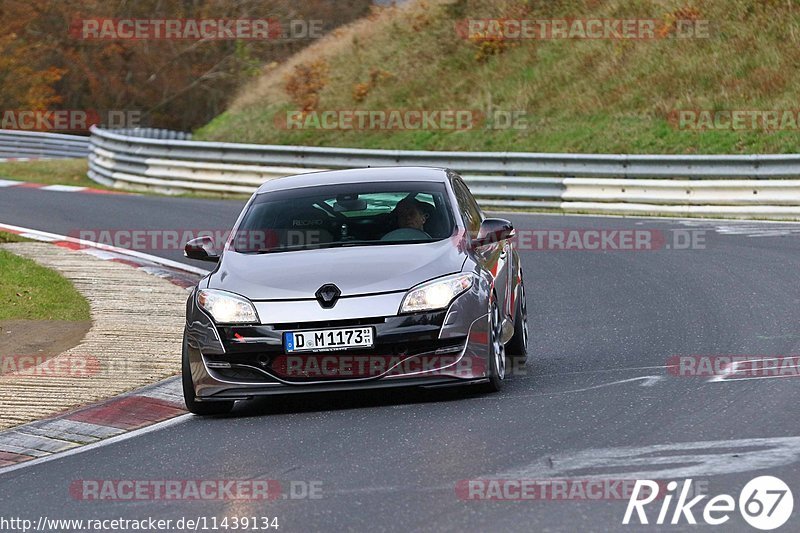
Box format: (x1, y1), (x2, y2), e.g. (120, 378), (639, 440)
(185, 287), (491, 401)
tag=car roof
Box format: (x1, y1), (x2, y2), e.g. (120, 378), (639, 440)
(255, 166), (451, 194)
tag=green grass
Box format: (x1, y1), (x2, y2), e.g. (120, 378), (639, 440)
(0, 158), (101, 188)
(0, 158), (249, 200)
(0, 231), (29, 244)
(196, 0), (800, 154)
(0, 243), (91, 321)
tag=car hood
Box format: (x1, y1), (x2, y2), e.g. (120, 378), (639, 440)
(207, 239), (466, 300)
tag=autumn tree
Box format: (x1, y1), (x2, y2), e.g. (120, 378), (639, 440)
(0, 0), (371, 131)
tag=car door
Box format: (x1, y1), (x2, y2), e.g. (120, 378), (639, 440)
(453, 177), (512, 318)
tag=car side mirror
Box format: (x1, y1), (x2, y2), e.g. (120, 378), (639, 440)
(473, 218), (515, 247)
(185, 236), (220, 262)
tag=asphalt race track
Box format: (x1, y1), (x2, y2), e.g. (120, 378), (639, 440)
(1, 187), (799, 531)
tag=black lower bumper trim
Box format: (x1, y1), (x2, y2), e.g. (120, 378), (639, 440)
(203, 376), (484, 399)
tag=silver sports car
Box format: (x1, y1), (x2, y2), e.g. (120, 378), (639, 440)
(182, 167), (528, 415)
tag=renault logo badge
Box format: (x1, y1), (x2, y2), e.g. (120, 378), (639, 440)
(315, 284), (341, 308)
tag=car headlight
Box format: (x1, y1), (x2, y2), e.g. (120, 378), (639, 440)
(197, 289), (259, 324)
(399, 273), (474, 314)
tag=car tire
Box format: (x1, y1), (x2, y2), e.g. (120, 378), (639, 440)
(506, 279), (528, 363)
(182, 332), (235, 416)
(482, 298), (506, 393)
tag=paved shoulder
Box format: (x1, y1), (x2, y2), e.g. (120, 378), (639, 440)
(0, 242), (189, 429)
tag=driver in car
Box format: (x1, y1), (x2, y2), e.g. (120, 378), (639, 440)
(382, 197), (431, 241)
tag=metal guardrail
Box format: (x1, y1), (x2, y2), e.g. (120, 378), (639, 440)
(88, 126), (800, 219)
(110, 128), (193, 141)
(0, 130), (89, 159)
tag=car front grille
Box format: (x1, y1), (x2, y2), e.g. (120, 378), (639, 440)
(269, 316), (387, 330)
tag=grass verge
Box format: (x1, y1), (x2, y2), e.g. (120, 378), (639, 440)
(0, 159), (250, 200)
(196, 0), (800, 154)
(0, 232), (29, 244)
(0, 158), (102, 188)
(0, 238), (91, 321)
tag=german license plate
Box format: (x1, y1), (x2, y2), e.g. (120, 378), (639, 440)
(284, 327), (374, 352)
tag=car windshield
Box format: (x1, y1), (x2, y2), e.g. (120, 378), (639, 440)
(233, 181), (455, 253)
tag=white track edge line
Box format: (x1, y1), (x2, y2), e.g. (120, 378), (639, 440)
(0, 222), (211, 276)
